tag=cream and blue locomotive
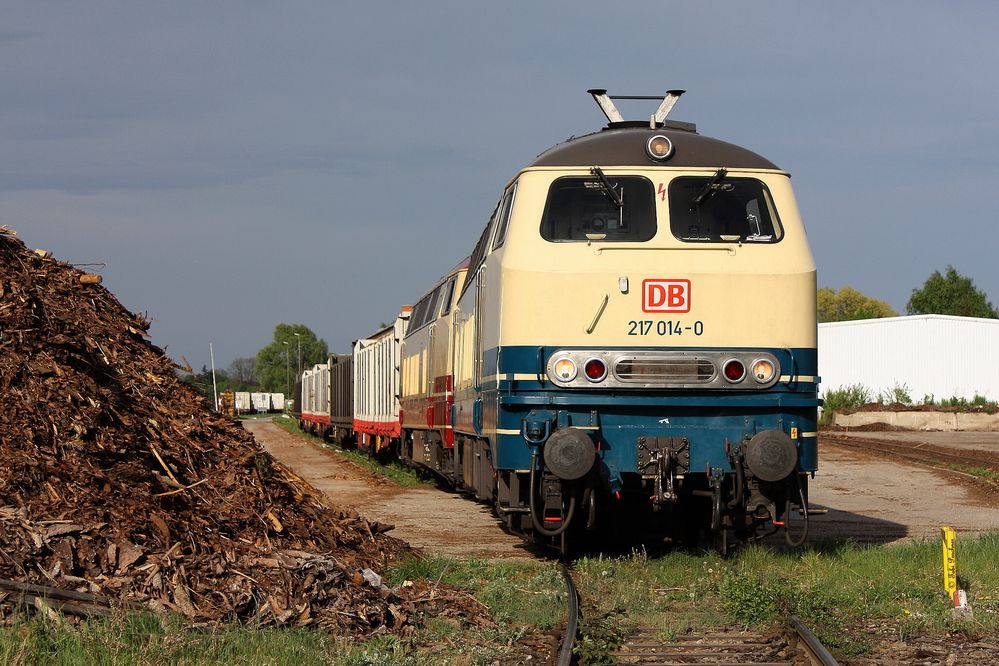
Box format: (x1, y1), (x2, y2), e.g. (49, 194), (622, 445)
(449, 89), (819, 552)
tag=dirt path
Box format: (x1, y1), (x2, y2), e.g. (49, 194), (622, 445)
(244, 420), (536, 560)
(246, 420), (999, 555)
(807, 438), (999, 544)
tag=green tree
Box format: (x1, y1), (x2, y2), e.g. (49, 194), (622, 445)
(906, 266), (999, 318)
(817, 286), (898, 322)
(179, 365), (231, 404)
(255, 324), (329, 393)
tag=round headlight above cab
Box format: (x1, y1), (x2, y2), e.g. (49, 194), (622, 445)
(552, 357), (577, 382)
(646, 134), (674, 162)
(751, 359), (776, 384)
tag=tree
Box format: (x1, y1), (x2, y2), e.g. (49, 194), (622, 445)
(907, 266), (999, 318)
(227, 357), (260, 391)
(179, 365), (230, 404)
(255, 324), (329, 393)
(817, 286), (897, 323)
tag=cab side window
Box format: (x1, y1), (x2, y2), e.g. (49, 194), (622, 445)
(460, 198), (500, 297)
(491, 184), (517, 250)
(439, 278), (456, 315)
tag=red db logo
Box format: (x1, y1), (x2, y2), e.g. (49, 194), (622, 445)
(642, 279), (691, 313)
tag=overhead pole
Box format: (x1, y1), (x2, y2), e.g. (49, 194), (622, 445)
(294, 332), (302, 375)
(283, 341), (290, 398)
(209, 342), (219, 411)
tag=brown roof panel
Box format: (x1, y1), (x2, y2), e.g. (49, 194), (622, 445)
(528, 125), (779, 170)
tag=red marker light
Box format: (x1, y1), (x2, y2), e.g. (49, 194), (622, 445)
(723, 359), (745, 382)
(584, 358), (607, 382)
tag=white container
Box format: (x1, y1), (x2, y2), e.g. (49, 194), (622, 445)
(234, 392), (252, 413)
(269, 393), (285, 412)
(250, 392), (271, 413)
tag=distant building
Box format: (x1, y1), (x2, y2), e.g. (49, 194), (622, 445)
(818, 315), (999, 401)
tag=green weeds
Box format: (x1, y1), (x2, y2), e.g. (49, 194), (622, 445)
(572, 535), (999, 661)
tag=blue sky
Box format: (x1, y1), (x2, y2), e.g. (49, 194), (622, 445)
(3, 2), (997, 369)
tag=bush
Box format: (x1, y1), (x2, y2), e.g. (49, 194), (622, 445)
(821, 384), (871, 425)
(876, 383), (912, 406)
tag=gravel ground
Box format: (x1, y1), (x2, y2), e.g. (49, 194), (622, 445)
(245, 421), (999, 556)
(244, 420), (535, 560)
(808, 439), (999, 544)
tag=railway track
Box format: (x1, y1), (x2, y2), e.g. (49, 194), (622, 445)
(558, 566), (838, 665)
(823, 432), (999, 480)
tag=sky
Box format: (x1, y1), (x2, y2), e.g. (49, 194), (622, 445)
(3, 2), (998, 370)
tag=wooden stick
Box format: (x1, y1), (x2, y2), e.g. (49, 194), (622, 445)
(153, 478), (209, 497)
(149, 443), (182, 487)
(0, 576), (144, 609)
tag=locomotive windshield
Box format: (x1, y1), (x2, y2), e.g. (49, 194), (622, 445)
(669, 175), (783, 243)
(540, 175), (655, 242)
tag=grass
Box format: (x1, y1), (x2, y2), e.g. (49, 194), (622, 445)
(0, 611), (353, 665)
(0, 557), (565, 665)
(271, 418), (429, 488)
(571, 534), (999, 660)
(947, 463), (999, 485)
(5, 538), (999, 663)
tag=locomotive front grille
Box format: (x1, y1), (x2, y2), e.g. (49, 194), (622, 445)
(615, 357), (715, 382)
(546, 349), (781, 390)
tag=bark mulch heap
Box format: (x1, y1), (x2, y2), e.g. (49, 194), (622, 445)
(0, 228), (490, 634)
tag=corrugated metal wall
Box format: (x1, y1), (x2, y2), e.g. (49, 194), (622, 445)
(818, 315), (999, 400)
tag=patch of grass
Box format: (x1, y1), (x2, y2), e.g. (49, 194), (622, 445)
(386, 555), (564, 629)
(572, 534), (999, 661)
(937, 394), (999, 412)
(0, 611), (350, 665)
(1, 556), (567, 665)
(272, 418), (428, 488)
(946, 464), (999, 484)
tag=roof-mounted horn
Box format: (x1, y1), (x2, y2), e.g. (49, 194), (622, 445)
(587, 88), (687, 129)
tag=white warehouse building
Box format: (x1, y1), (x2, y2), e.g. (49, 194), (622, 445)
(818, 315), (999, 401)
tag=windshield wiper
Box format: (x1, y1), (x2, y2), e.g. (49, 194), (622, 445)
(692, 167), (728, 208)
(590, 166), (623, 208)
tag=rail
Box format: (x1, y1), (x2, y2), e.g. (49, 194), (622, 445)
(558, 565), (580, 666)
(790, 615), (839, 666)
(824, 433), (999, 479)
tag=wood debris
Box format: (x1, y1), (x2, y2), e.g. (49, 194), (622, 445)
(0, 232), (488, 634)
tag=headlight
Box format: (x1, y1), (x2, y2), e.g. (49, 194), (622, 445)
(646, 134), (674, 161)
(751, 359), (776, 384)
(552, 357), (577, 382)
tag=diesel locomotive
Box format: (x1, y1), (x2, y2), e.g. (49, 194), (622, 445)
(297, 89), (820, 553)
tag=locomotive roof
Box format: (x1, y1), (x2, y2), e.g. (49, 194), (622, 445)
(528, 123), (779, 170)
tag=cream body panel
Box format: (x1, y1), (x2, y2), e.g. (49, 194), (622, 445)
(493, 168), (816, 349)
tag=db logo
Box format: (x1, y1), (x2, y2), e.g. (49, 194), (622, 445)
(642, 279), (691, 313)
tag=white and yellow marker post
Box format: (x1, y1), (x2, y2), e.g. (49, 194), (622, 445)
(941, 526), (971, 618)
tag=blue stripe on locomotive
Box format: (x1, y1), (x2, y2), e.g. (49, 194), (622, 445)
(475, 345), (819, 485)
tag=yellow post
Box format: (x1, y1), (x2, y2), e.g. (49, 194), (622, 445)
(941, 526), (957, 599)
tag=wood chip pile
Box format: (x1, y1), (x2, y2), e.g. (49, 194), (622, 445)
(0, 230), (483, 633)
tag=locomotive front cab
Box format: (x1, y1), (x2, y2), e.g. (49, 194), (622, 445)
(458, 94), (820, 551)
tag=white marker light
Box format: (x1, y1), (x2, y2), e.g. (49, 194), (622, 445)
(552, 357), (577, 382)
